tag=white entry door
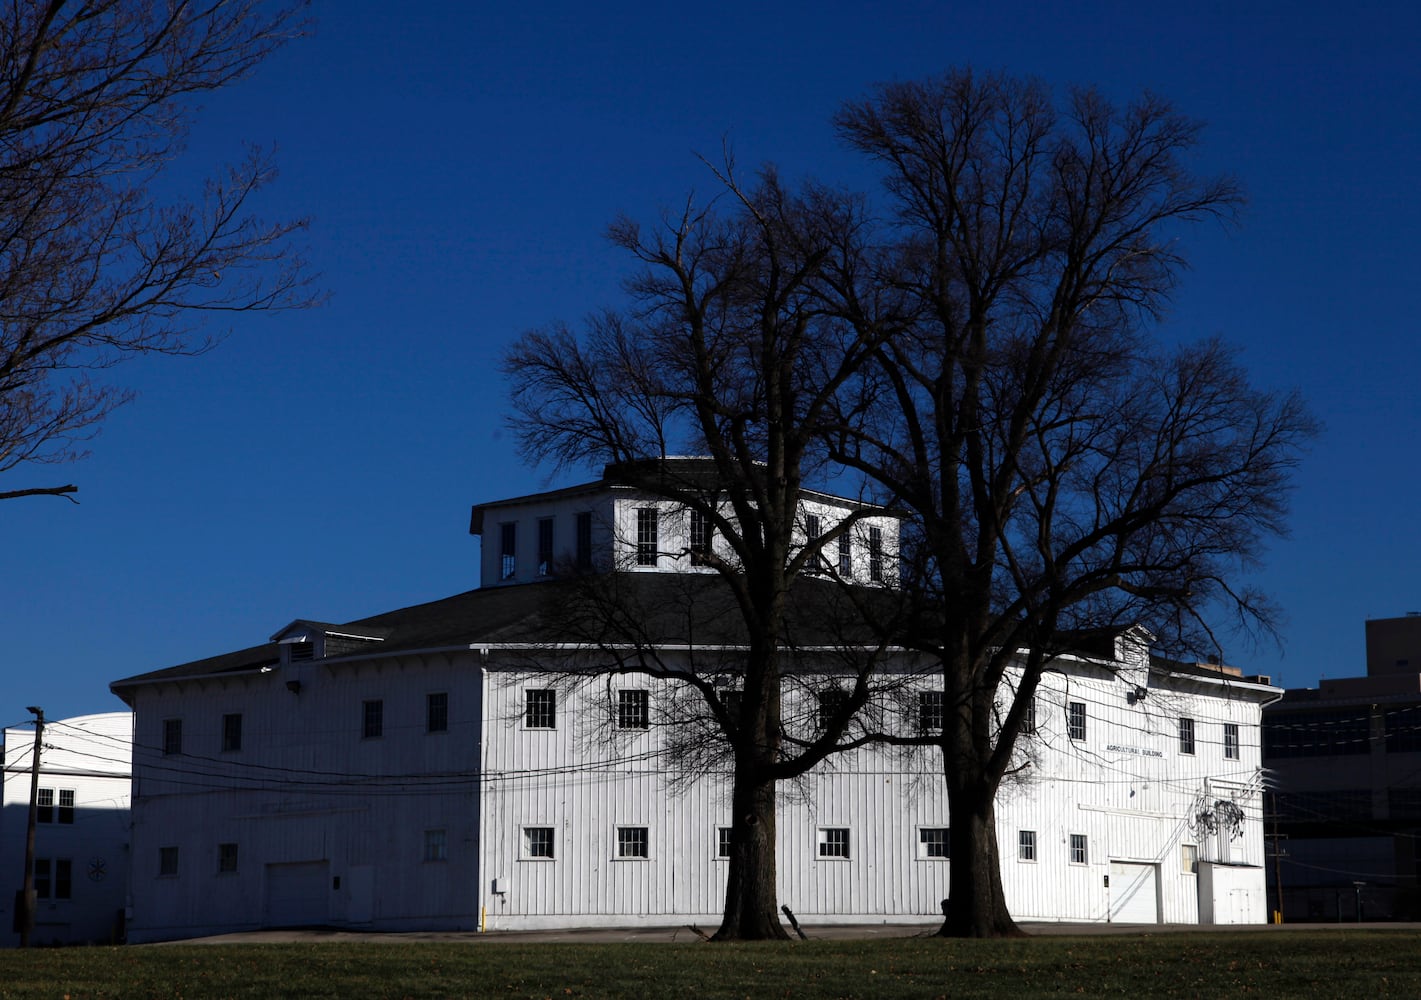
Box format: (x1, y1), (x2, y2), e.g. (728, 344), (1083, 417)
(1109, 861), (1160, 923)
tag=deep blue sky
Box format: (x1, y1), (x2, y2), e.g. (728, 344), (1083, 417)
(6, 1), (1418, 721)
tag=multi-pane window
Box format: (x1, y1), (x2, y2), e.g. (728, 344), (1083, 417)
(537, 518), (554, 576)
(635, 508), (658, 566)
(868, 525), (884, 582)
(33, 858), (51, 899)
(1181, 843), (1198, 874)
(500, 522), (517, 580)
(804, 514), (823, 574)
(423, 829), (448, 862)
(163, 717), (183, 756)
(524, 827), (555, 859)
(1022, 696), (1037, 735)
(818, 688), (849, 731)
(717, 827), (733, 859)
(689, 509), (713, 565)
(1067, 701), (1087, 741)
(575, 511), (593, 572)
(362, 699), (384, 739)
(218, 843), (239, 873)
(427, 692), (449, 733)
(838, 531), (851, 577)
(618, 689), (649, 730)
(1179, 717), (1196, 755)
(919, 690), (945, 731)
(222, 713), (242, 753)
(33, 858), (70, 900)
(38, 788), (74, 824)
(721, 689), (743, 726)
(525, 689), (556, 729)
(1224, 722), (1240, 760)
(918, 827), (950, 859)
(1069, 833), (1088, 865)
(818, 827), (851, 859)
(159, 846), (179, 877)
(617, 826), (649, 859)
(1018, 830), (1037, 861)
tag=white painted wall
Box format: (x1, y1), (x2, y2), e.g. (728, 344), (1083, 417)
(0, 712), (132, 946)
(120, 631), (1274, 939)
(123, 652), (484, 942)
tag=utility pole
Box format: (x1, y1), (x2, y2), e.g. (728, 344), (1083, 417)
(19, 706), (44, 948)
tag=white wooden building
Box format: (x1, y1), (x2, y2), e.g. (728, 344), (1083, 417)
(1, 712), (132, 946)
(111, 463), (1279, 942)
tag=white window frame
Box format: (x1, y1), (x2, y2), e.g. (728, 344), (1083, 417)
(500, 521), (517, 580)
(716, 826), (733, 860)
(525, 688), (556, 729)
(1224, 722), (1240, 760)
(1179, 716), (1196, 755)
(817, 827), (851, 860)
(616, 825), (650, 860)
(536, 516), (554, 576)
(1018, 829), (1037, 862)
(804, 513), (824, 574)
(522, 826), (556, 860)
(917, 827), (950, 860)
(617, 689), (650, 730)
(635, 508), (658, 567)
(1069, 833), (1088, 865)
(1181, 842), (1198, 874)
(689, 509), (713, 565)
(919, 690), (945, 731)
(1067, 701), (1087, 742)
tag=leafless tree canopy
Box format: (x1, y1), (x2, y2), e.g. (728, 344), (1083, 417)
(826, 70), (1316, 936)
(505, 69), (1316, 941)
(504, 169), (903, 940)
(0, 0), (315, 502)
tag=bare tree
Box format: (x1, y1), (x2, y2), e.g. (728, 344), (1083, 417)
(827, 71), (1317, 936)
(0, 0), (315, 503)
(503, 169), (896, 940)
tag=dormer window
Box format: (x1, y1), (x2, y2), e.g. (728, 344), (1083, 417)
(500, 522), (517, 580)
(288, 641), (315, 662)
(635, 508), (658, 567)
(537, 517), (554, 577)
(689, 509), (713, 566)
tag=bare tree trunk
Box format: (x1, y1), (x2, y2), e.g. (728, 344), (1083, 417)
(714, 768), (790, 940)
(938, 783), (1024, 938)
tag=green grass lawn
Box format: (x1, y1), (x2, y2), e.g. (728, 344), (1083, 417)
(0, 931), (1417, 999)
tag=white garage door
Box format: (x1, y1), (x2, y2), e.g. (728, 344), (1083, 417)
(264, 861), (331, 928)
(1109, 861), (1159, 923)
